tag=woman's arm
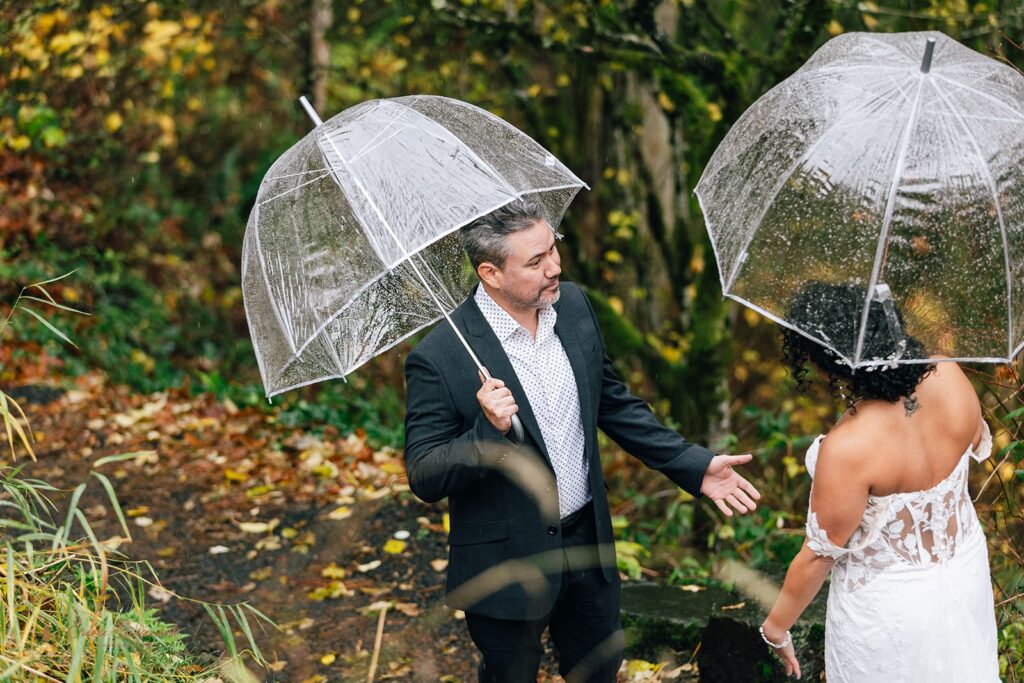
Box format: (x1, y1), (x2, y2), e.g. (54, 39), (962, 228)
(762, 542), (833, 678)
(762, 436), (872, 678)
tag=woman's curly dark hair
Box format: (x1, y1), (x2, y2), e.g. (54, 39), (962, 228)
(781, 282), (935, 410)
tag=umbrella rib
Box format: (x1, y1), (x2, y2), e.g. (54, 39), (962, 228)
(347, 103), (415, 162)
(722, 76), (913, 293)
(257, 170), (333, 206)
(400, 97), (519, 195)
(931, 83), (1013, 357)
(854, 73), (928, 365)
(264, 168), (333, 181)
(932, 73), (1024, 123)
(347, 126), (415, 164)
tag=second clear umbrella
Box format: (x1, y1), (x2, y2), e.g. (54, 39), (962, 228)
(696, 31), (1024, 368)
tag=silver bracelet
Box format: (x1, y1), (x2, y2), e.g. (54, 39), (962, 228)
(759, 624), (792, 649)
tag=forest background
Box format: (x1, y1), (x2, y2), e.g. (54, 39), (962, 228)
(2, 0), (1024, 680)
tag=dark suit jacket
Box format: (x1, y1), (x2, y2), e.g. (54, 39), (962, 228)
(403, 282), (714, 620)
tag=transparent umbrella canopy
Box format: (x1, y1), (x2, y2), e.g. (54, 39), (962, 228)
(696, 31), (1024, 369)
(243, 95), (586, 398)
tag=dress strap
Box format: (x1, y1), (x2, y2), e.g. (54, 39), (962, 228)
(971, 420), (992, 463)
(805, 435), (825, 479)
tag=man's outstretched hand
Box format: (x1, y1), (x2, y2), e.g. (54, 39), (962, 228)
(700, 454), (761, 516)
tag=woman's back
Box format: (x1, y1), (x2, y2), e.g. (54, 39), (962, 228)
(824, 360), (982, 498)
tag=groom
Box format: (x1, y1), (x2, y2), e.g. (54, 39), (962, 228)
(403, 198), (760, 682)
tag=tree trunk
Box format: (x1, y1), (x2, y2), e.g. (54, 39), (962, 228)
(310, 0), (332, 114)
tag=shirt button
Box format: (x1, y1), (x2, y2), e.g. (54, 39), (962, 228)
(547, 526), (558, 535)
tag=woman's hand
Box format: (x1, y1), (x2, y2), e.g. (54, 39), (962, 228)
(773, 640), (801, 679)
(762, 621), (801, 679)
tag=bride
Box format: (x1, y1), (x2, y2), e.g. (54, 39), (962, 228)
(760, 283), (999, 681)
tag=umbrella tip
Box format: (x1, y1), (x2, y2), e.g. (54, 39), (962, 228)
(920, 37), (937, 74)
(299, 95), (324, 127)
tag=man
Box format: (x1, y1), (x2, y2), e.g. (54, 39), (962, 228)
(404, 198), (760, 682)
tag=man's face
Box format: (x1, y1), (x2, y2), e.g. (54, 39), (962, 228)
(492, 220), (562, 311)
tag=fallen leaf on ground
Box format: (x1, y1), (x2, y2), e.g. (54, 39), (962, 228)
(321, 562), (346, 579)
(393, 602), (420, 617)
(679, 584), (705, 592)
(327, 506), (352, 520)
(355, 560), (381, 572)
(431, 559), (448, 572)
(237, 519), (279, 534)
(721, 601), (746, 610)
(208, 545), (230, 554)
(148, 585), (174, 603)
(319, 653), (336, 665)
(383, 539), (406, 554)
(361, 600), (391, 614)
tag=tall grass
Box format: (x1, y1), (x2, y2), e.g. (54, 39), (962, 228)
(0, 273), (272, 680)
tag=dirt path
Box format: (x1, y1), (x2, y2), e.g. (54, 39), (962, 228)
(16, 374), (671, 682)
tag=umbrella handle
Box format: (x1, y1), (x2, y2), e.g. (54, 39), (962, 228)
(508, 414), (525, 445)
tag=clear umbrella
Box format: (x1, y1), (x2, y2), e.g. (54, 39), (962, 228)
(243, 95), (586, 399)
(695, 31), (1024, 369)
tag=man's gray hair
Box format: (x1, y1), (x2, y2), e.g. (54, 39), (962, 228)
(459, 197), (549, 269)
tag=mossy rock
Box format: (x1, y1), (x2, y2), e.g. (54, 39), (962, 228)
(620, 581), (826, 680)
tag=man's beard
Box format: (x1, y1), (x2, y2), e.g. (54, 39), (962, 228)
(509, 280), (560, 310)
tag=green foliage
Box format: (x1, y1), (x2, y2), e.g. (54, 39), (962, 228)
(275, 375), (406, 448)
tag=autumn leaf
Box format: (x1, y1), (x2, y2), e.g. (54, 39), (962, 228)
(382, 539), (406, 554)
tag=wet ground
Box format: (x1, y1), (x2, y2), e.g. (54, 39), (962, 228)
(13, 374), (686, 682)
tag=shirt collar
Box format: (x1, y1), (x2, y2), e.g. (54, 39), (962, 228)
(474, 284), (557, 343)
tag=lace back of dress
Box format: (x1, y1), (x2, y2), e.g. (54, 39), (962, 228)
(883, 460), (976, 565)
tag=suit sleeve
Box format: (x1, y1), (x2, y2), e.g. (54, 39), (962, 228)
(403, 347), (510, 503)
(581, 292), (714, 497)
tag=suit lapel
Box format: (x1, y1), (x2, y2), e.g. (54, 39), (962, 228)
(454, 291), (551, 464)
(553, 301), (594, 450)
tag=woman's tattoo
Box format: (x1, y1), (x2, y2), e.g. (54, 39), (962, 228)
(903, 395), (920, 417)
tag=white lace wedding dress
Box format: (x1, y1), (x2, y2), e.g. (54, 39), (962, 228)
(804, 422), (1000, 682)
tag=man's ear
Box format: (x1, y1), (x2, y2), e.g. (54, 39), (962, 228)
(477, 262), (502, 289)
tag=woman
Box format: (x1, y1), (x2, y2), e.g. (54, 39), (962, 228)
(761, 283), (999, 681)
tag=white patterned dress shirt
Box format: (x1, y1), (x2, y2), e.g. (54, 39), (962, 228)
(475, 286), (590, 518)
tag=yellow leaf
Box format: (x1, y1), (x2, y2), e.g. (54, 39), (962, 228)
(707, 102), (723, 122)
(49, 31), (86, 55)
(657, 91), (675, 112)
(8, 135), (31, 152)
(223, 468), (247, 483)
(442, 512), (450, 534)
(321, 563), (346, 579)
(862, 13), (879, 29)
(320, 653), (336, 665)
(827, 19), (844, 35)
(105, 112), (123, 132)
(379, 461), (404, 475)
(527, 83), (542, 98)
(280, 527), (298, 539)
(604, 250), (623, 264)
(249, 567), (273, 581)
(383, 539), (406, 554)
(328, 506), (352, 520)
